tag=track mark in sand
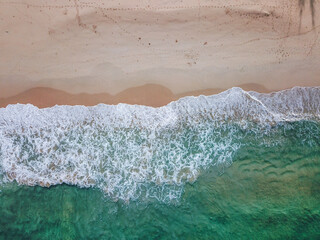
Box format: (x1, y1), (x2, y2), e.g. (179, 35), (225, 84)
(99, 9), (139, 41)
(98, 8), (163, 62)
(225, 7), (276, 19)
(306, 29), (320, 56)
(236, 38), (261, 46)
(0, 2), (286, 12)
(74, 0), (81, 26)
(1, 0), (318, 61)
(72, 0), (97, 33)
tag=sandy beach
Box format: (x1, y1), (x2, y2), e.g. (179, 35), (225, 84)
(1, 2), (320, 238)
(0, 83), (271, 108)
(0, 0), (319, 107)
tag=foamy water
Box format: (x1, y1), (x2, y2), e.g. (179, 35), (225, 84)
(0, 87), (319, 202)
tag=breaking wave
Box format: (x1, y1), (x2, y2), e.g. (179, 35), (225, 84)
(0, 87), (319, 202)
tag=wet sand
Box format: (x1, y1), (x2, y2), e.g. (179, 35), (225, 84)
(0, 83), (273, 108)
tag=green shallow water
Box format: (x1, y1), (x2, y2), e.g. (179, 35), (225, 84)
(0, 121), (320, 239)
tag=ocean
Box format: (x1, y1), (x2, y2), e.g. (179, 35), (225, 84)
(0, 87), (319, 239)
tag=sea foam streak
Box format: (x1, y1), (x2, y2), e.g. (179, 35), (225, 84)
(0, 87), (319, 202)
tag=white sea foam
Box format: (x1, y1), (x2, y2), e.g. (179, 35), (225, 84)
(0, 87), (319, 201)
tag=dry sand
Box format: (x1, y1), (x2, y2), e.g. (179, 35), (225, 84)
(0, 0), (319, 103)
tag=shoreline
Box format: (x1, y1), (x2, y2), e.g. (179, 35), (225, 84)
(1, 83), (319, 109)
(1, 0), (320, 99)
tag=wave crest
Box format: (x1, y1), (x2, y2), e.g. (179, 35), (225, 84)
(0, 87), (319, 202)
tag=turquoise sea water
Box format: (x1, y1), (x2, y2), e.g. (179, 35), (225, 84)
(0, 87), (319, 239)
